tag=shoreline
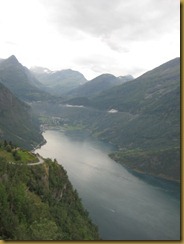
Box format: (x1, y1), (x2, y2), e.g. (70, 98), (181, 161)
(32, 138), (47, 152)
(109, 156), (180, 184)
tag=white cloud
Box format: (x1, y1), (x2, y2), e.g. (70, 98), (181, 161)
(0, 0), (180, 79)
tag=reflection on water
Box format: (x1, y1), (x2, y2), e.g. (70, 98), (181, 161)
(35, 130), (180, 240)
(125, 168), (180, 200)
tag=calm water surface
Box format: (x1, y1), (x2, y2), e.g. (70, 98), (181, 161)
(35, 130), (180, 240)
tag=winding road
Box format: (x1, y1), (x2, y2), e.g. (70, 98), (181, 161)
(8, 155), (45, 166)
(27, 155), (45, 165)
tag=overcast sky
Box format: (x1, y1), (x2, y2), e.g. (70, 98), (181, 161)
(0, 0), (180, 79)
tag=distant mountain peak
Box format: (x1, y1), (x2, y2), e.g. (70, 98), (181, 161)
(0, 56), (49, 101)
(118, 75), (134, 82)
(7, 54), (18, 61)
(97, 73), (116, 78)
(30, 66), (52, 74)
(6, 55), (19, 64)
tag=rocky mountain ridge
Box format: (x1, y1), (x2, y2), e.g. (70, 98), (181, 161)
(67, 73), (134, 98)
(0, 55), (50, 101)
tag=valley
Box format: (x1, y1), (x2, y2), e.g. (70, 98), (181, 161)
(0, 55), (181, 240)
(31, 57), (180, 182)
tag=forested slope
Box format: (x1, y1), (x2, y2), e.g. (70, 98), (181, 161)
(0, 143), (99, 240)
(0, 82), (43, 149)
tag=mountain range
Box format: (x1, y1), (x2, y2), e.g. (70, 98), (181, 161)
(30, 57), (180, 181)
(91, 58), (180, 112)
(30, 66), (133, 98)
(66, 73), (133, 98)
(0, 55), (132, 149)
(0, 55), (131, 101)
(31, 67), (87, 96)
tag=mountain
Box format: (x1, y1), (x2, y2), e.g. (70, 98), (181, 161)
(0, 144), (99, 240)
(0, 55), (50, 101)
(90, 58), (180, 181)
(91, 58), (180, 112)
(67, 73), (133, 98)
(31, 67), (87, 96)
(0, 82), (43, 149)
(118, 75), (134, 82)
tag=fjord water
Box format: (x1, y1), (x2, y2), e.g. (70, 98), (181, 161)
(35, 130), (180, 240)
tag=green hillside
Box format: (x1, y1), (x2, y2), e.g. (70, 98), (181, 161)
(0, 82), (43, 149)
(67, 73), (133, 98)
(91, 58), (180, 181)
(91, 58), (180, 112)
(0, 143), (99, 240)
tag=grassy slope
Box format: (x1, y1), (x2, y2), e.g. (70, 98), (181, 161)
(0, 145), (99, 240)
(109, 147), (180, 182)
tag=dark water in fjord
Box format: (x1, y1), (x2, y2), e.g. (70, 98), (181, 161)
(35, 130), (180, 240)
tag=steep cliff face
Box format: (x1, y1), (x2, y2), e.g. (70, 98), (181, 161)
(0, 145), (99, 240)
(0, 82), (43, 149)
